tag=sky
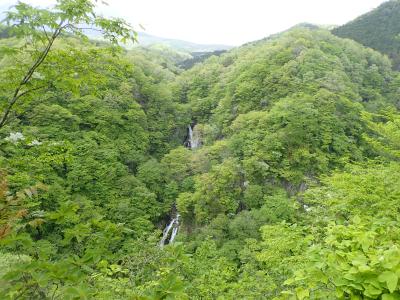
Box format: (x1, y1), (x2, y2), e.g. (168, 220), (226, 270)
(0, 0), (388, 45)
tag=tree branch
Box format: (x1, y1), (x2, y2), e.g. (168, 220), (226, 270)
(0, 85), (48, 127)
(0, 22), (64, 128)
(18, 85), (48, 100)
(65, 24), (103, 32)
(41, 25), (51, 42)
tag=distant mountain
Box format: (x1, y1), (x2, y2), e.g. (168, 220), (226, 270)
(0, 1), (232, 54)
(66, 29), (233, 53)
(135, 32), (233, 53)
(332, 0), (400, 69)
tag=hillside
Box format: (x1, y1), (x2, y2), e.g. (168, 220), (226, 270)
(332, 0), (400, 69)
(1, 1), (400, 299)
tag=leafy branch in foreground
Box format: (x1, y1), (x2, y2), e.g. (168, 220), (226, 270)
(0, 0), (137, 128)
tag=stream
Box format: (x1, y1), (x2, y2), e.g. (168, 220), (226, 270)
(159, 124), (199, 247)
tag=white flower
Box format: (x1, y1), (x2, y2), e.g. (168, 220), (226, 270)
(28, 139), (42, 146)
(5, 132), (25, 144)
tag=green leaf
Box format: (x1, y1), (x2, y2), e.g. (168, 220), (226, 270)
(281, 290), (294, 295)
(284, 277), (295, 285)
(379, 271), (398, 293)
(382, 292), (400, 300)
(295, 287), (309, 300)
(364, 284), (383, 298)
(352, 216), (362, 225)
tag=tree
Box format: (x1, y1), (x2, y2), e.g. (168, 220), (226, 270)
(0, 0), (136, 128)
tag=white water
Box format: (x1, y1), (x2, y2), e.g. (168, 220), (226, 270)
(169, 214), (180, 243)
(160, 123), (199, 247)
(159, 214), (180, 247)
(188, 125), (200, 149)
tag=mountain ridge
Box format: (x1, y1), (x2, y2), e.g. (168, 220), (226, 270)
(332, 0), (400, 69)
(135, 31), (234, 52)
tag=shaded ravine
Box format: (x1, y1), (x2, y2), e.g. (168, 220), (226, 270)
(159, 124), (200, 247)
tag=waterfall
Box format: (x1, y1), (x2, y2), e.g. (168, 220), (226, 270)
(187, 124), (200, 149)
(188, 125), (193, 148)
(160, 123), (198, 247)
(169, 214), (180, 243)
(159, 213), (180, 247)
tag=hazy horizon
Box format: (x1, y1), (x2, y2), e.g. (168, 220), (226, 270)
(0, 0), (388, 45)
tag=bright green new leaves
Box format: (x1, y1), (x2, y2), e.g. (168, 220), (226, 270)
(177, 28), (396, 131)
(379, 271), (399, 294)
(291, 217), (400, 299)
(286, 162), (400, 299)
(180, 159), (243, 224)
(1, 8), (400, 298)
(363, 111), (400, 160)
(0, 0), (137, 128)
(303, 162), (400, 220)
(230, 90), (365, 186)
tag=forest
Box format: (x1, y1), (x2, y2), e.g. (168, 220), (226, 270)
(0, 0), (400, 299)
(332, 0), (400, 70)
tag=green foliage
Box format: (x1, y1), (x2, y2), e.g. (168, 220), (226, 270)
(303, 162), (400, 220)
(186, 159), (243, 224)
(332, 0), (400, 70)
(290, 217), (400, 299)
(230, 90), (365, 186)
(177, 28), (396, 131)
(0, 4), (400, 298)
(0, 0), (137, 128)
(362, 111), (400, 159)
(283, 161), (400, 299)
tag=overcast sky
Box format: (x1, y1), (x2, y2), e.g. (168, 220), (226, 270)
(0, 0), (387, 45)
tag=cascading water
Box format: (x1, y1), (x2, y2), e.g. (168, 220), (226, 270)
(169, 213), (180, 242)
(187, 124), (200, 149)
(159, 213), (180, 247)
(160, 124), (199, 247)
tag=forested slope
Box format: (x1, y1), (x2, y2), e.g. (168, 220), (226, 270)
(332, 0), (400, 70)
(1, 1), (400, 299)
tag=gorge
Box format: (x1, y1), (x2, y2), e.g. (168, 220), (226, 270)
(0, 0), (400, 299)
